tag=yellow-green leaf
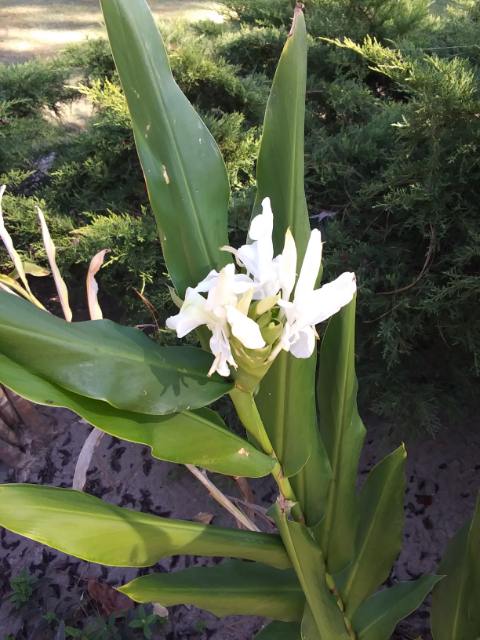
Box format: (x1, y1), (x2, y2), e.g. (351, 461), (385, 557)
(0, 485), (291, 569)
(120, 561), (304, 621)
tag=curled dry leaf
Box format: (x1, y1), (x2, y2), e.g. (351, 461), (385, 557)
(192, 512), (214, 525)
(37, 206), (73, 322)
(72, 427), (104, 491)
(0, 186), (33, 296)
(87, 249), (108, 321)
(87, 578), (134, 616)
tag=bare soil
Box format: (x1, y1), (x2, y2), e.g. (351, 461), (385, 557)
(0, 0), (224, 63)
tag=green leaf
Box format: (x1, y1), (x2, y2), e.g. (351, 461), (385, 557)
(254, 6), (328, 526)
(0, 354), (273, 478)
(274, 505), (350, 639)
(0, 292), (231, 415)
(337, 446), (407, 617)
(100, 0), (230, 296)
(431, 493), (480, 640)
(353, 576), (442, 640)
(119, 561), (304, 621)
(255, 622), (301, 639)
(317, 297), (366, 572)
(254, 6), (311, 255)
(0, 485), (291, 570)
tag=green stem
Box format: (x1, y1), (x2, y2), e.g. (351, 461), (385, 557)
(230, 387), (303, 521)
(229, 388), (273, 454)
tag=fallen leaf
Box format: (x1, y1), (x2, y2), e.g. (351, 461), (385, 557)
(87, 579), (134, 616)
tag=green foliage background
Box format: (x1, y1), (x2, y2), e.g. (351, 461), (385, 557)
(1, 0), (479, 431)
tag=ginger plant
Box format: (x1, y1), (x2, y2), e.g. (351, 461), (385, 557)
(0, 2), (478, 638)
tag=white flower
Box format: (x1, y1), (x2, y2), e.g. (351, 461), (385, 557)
(223, 198), (281, 300)
(167, 197), (356, 377)
(278, 229), (356, 358)
(166, 263), (265, 377)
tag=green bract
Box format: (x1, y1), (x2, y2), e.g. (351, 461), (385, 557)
(0, 2), (476, 639)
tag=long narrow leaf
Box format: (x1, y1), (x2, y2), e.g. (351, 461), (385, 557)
(338, 446), (406, 616)
(0, 354), (274, 478)
(353, 576), (442, 640)
(0, 485), (291, 569)
(274, 505), (350, 639)
(254, 7), (327, 528)
(100, 0), (230, 296)
(0, 292), (231, 415)
(119, 561), (304, 621)
(431, 494), (480, 640)
(317, 297), (366, 571)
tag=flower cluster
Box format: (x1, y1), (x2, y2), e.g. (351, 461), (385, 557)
(167, 198), (356, 379)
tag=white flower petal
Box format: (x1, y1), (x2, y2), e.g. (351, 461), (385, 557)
(232, 274), (256, 295)
(278, 228), (297, 301)
(166, 288), (210, 337)
(207, 263), (237, 309)
(294, 229), (322, 303)
(249, 197), (274, 241)
(209, 326), (236, 377)
(289, 326), (317, 359)
(226, 305), (265, 349)
(307, 272), (357, 325)
(194, 269), (220, 293)
(236, 243), (258, 275)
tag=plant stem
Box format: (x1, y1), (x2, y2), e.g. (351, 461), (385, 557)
(229, 388), (273, 454)
(230, 387), (304, 522)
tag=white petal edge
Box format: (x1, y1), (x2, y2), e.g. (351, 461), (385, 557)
(294, 229), (322, 303)
(166, 288), (211, 337)
(248, 197), (274, 241)
(289, 326), (317, 359)
(308, 272), (357, 325)
(278, 229), (297, 301)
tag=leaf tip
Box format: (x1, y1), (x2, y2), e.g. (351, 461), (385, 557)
(289, 2), (305, 37)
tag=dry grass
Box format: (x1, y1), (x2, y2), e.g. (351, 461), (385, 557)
(0, 0), (224, 63)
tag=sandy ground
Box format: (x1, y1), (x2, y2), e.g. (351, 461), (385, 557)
(0, 0), (224, 63)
